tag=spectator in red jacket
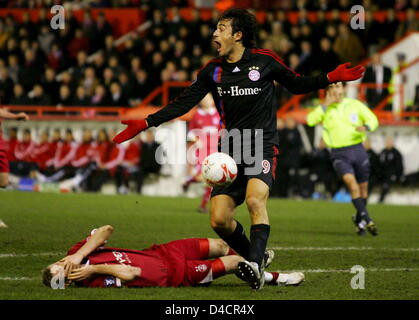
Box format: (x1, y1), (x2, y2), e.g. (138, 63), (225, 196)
(54, 129), (78, 170)
(5, 127), (18, 163)
(89, 128), (111, 192)
(13, 128), (35, 177)
(100, 138), (126, 194)
(68, 129), (97, 191)
(115, 138), (141, 194)
(42, 129), (78, 183)
(33, 130), (54, 172)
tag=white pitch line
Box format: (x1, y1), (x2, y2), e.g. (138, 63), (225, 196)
(1, 267), (419, 282)
(0, 277), (35, 281)
(1, 247), (418, 259)
(271, 247), (419, 251)
(0, 252), (63, 258)
(280, 268), (419, 273)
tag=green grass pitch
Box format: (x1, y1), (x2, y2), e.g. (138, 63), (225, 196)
(0, 191), (418, 300)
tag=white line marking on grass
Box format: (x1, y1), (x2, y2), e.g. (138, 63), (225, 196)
(1, 247), (418, 259)
(0, 252), (63, 258)
(281, 268), (419, 273)
(271, 247), (419, 251)
(0, 277), (35, 281)
(1, 268), (418, 282)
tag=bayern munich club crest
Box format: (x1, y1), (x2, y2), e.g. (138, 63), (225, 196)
(248, 66), (260, 81)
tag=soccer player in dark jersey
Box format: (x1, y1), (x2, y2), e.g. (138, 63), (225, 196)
(112, 8), (365, 290)
(42, 225), (304, 288)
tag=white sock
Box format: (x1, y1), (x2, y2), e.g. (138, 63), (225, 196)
(264, 272), (273, 283)
(277, 273), (289, 283)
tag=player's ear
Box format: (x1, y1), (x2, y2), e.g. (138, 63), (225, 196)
(233, 30), (243, 42)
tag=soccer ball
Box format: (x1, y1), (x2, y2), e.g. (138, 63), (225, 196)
(201, 152), (238, 187)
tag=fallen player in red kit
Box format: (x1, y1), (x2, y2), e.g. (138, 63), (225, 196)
(42, 225), (304, 289)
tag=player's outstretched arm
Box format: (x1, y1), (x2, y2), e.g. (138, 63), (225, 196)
(327, 63), (365, 83)
(113, 119), (148, 144)
(113, 65), (212, 144)
(59, 225), (114, 274)
(0, 108), (29, 121)
(270, 53), (365, 94)
(68, 264), (142, 282)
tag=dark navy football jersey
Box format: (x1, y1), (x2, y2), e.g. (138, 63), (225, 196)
(146, 48), (329, 147)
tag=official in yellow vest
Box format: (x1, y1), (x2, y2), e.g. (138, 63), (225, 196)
(307, 82), (379, 236)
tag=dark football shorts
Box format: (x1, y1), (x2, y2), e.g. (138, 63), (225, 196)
(330, 143), (370, 183)
(211, 145), (279, 206)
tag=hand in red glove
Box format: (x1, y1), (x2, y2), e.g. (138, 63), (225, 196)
(327, 62), (365, 83)
(113, 119), (148, 144)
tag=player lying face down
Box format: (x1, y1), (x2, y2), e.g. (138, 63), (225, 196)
(42, 225), (304, 288)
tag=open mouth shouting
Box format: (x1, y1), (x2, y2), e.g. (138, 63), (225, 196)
(213, 39), (222, 54)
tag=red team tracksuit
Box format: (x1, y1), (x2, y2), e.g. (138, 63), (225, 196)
(14, 139), (35, 165)
(187, 107), (220, 209)
(54, 140), (78, 169)
(188, 107), (221, 167)
(71, 141), (97, 169)
(33, 141), (56, 171)
(102, 143), (125, 173)
(67, 235), (225, 288)
(0, 124), (9, 173)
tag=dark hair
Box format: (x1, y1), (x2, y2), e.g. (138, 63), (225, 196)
(41, 267), (53, 288)
(325, 81), (346, 91)
(219, 8), (257, 48)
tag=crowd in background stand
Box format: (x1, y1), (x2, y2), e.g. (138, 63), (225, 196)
(0, 1), (417, 199)
(2, 126), (162, 194)
(0, 2), (417, 110)
(2, 121), (412, 202)
(3, 0), (419, 11)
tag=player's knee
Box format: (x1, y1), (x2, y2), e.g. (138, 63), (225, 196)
(245, 195), (264, 213)
(348, 183), (360, 194)
(214, 239), (229, 255)
(210, 215), (229, 231)
(209, 205), (233, 231)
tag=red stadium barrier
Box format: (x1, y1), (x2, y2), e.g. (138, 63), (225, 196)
(0, 8), (145, 37)
(4, 105), (126, 121)
(1, 8), (416, 36)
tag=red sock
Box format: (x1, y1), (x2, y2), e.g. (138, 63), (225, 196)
(211, 258), (226, 280)
(267, 271), (279, 285)
(227, 248), (238, 256)
(200, 186), (212, 209)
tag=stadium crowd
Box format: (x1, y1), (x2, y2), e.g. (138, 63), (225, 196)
(3, 0), (419, 10)
(0, 2), (417, 200)
(1, 123), (410, 202)
(0, 2), (417, 109)
(2, 126), (162, 194)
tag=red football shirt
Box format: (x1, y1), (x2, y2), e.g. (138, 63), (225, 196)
(33, 142), (54, 170)
(71, 142), (95, 168)
(67, 237), (171, 288)
(188, 107), (220, 164)
(4, 137), (18, 161)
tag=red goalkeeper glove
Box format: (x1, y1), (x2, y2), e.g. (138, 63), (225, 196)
(113, 119), (148, 144)
(327, 62), (365, 83)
